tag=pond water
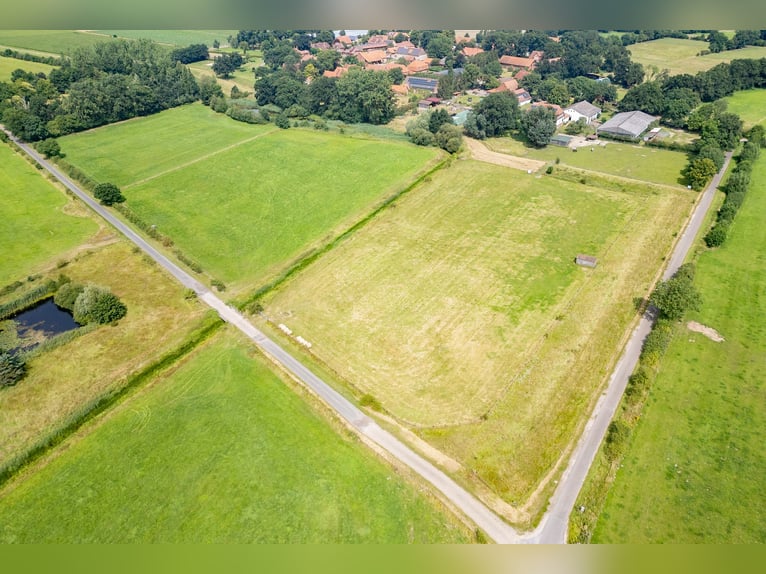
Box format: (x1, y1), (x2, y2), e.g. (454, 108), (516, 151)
(3, 298), (80, 353)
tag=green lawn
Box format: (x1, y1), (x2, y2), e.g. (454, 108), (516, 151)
(724, 89), (766, 128)
(0, 332), (470, 543)
(58, 103), (272, 187)
(485, 137), (689, 187)
(593, 155), (766, 543)
(60, 105), (441, 291)
(262, 159), (693, 522)
(0, 30), (112, 55)
(628, 38), (766, 75)
(0, 143), (97, 286)
(94, 30), (237, 47)
(0, 55), (55, 80)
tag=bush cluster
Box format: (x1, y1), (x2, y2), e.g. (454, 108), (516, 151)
(704, 140), (760, 248)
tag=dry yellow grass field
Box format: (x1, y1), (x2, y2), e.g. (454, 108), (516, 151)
(261, 159), (694, 523)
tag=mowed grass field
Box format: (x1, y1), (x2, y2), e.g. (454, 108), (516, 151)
(58, 104), (271, 187)
(628, 38), (766, 75)
(593, 155), (766, 543)
(0, 143), (97, 286)
(0, 332), (470, 543)
(485, 138), (689, 187)
(94, 30), (237, 46)
(723, 89), (766, 128)
(0, 55), (54, 80)
(0, 30), (111, 55)
(59, 104), (441, 290)
(0, 241), (211, 474)
(262, 159), (693, 518)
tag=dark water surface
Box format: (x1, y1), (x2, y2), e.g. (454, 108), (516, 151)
(10, 298), (80, 350)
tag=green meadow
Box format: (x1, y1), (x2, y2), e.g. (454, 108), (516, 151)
(485, 137), (689, 187)
(0, 30), (111, 55)
(628, 38), (766, 76)
(593, 155), (766, 543)
(59, 105), (441, 291)
(94, 30), (237, 47)
(724, 89), (766, 128)
(0, 55), (55, 81)
(0, 332), (470, 543)
(0, 143), (97, 285)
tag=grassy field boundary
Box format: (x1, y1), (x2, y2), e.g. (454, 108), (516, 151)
(0, 312), (223, 488)
(238, 155), (451, 311)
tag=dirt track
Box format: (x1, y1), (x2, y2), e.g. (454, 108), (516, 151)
(464, 137), (547, 172)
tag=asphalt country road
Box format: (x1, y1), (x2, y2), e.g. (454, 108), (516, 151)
(4, 127), (731, 543)
(3, 128), (525, 544)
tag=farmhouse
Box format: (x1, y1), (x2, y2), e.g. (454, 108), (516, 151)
(597, 111), (658, 140)
(358, 50), (387, 64)
(406, 60), (430, 74)
(462, 46), (484, 57)
(514, 89), (532, 106)
(489, 77), (519, 94)
(531, 101), (569, 126)
(499, 55), (536, 70)
(565, 101), (601, 124)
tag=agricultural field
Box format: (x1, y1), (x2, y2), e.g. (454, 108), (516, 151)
(628, 38), (766, 75)
(0, 241), (211, 475)
(59, 104), (442, 292)
(261, 159), (694, 522)
(593, 155), (766, 543)
(58, 103), (271, 187)
(0, 55), (54, 80)
(485, 137), (689, 187)
(0, 143), (98, 286)
(94, 30), (237, 47)
(723, 89), (766, 128)
(0, 30), (111, 55)
(0, 332), (470, 543)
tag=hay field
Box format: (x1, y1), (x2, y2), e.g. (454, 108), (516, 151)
(262, 159), (693, 515)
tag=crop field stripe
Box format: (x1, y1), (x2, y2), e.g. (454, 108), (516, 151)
(123, 128), (278, 189)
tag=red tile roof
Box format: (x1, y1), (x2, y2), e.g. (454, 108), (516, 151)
(462, 46), (484, 58)
(358, 50), (387, 64)
(406, 60), (429, 73)
(499, 55), (535, 69)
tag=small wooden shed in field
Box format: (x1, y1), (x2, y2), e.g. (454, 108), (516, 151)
(575, 254), (597, 268)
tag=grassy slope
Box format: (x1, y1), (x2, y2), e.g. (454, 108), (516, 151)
(57, 103), (272, 187)
(485, 138), (689, 187)
(0, 143), (97, 286)
(93, 30), (237, 46)
(593, 155), (766, 543)
(0, 242), (210, 472)
(724, 89), (766, 129)
(628, 38), (766, 75)
(0, 55), (54, 80)
(0, 332), (469, 543)
(0, 30), (111, 55)
(263, 159), (692, 517)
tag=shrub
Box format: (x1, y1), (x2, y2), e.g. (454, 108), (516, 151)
(640, 319), (673, 368)
(546, 165), (554, 174)
(360, 393), (382, 411)
(93, 183), (125, 206)
(211, 279), (226, 292)
(53, 282), (84, 311)
(34, 138), (62, 159)
(73, 285), (127, 325)
(0, 352), (26, 388)
(625, 367), (650, 397)
(275, 113), (290, 129)
(409, 127), (434, 146)
(704, 222), (729, 247)
(604, 420), (631, 461)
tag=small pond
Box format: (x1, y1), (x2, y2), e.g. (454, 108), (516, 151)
(1, 298), (80, 354)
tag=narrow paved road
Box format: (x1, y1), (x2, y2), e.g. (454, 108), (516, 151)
(3, 127), (525, 544)
(528, 151), (733, 543)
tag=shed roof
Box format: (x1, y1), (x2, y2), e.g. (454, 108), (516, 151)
(598, 111), (657, 138)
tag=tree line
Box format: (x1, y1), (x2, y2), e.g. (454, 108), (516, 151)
(0, 39), (199, 141)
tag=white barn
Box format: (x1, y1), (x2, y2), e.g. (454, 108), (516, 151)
(565, 100), (601, 124)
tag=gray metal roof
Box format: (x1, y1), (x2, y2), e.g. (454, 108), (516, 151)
(597, 110), (657, 138)
(567, 100), (601, 117)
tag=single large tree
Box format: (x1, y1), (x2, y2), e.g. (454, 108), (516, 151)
(521, 106), (556, 147)
(472, 92), (520, 137)
(93, 183), (125, 206)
